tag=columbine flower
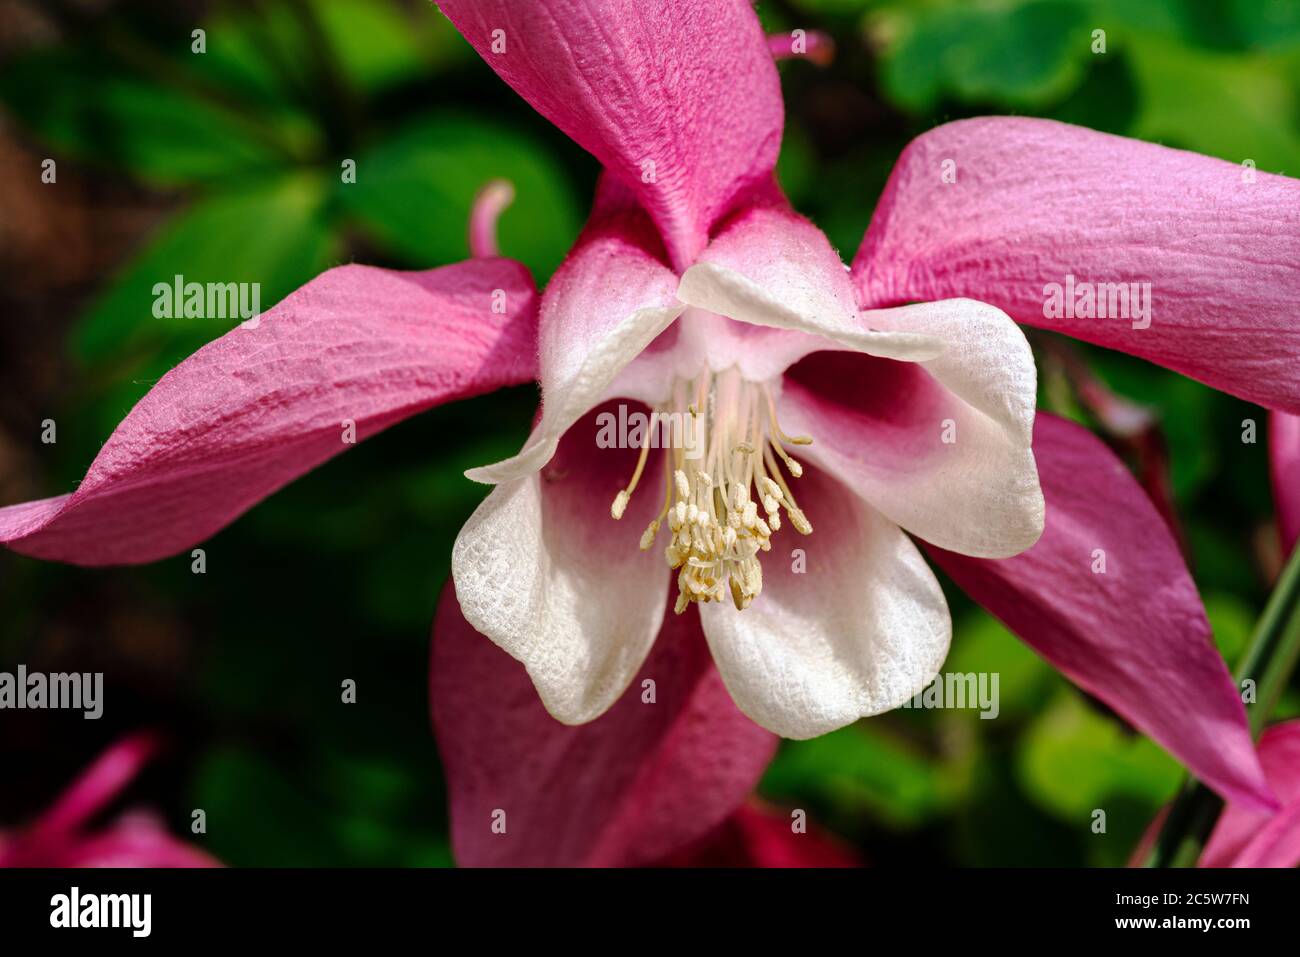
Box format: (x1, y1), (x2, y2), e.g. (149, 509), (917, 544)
(0, 734), (217, 867)
(2, 0), (1295, 865)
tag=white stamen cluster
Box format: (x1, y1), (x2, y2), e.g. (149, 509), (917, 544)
(609, 367), (813, 614)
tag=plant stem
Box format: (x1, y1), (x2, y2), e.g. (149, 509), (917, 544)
(1144, 539), (1300, 866)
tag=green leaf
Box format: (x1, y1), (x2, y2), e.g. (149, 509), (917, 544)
(875, 0), (1093, 111)
(1019, 691), (1181, 820)
(761, 724), (953, 828)
(200, 0), (460, 103)
(1227, 0), (1300, 51)
(71, 174), (337, 426)
(1204, 590), (1258, 663)
(340, 112), (582, 279)
(1125, 34), (1300, 170)
(946, 610), (1055, 719)
(0, 46), (282, 185)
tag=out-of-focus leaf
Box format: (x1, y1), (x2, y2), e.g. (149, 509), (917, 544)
(946, 611), (1055, 720)
(312, 0), (445, 92)
(0, 47), (282, 185)
(341, 112), (581, 279)
(788, 0), (874, 16)
(762, 724), (953, 828)
(191, 747), (338, 866)
(192, 746), (451, 866)
(873, 0), (1091, 111)
(1090, 0), (1201, 41)
(1204, 590), (1257, 664)
(73, 174), (337, 375)
(195, 0), (455, 105)
(1126, 35), (1300, 170)
(1227, 0), (1300, 51)
(1020, 692), (1181, 820)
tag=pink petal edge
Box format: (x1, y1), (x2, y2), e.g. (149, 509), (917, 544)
(430, 583), (778, 867)
(928, 413), (1276, 812)
(855, 117), (1300, 413)
(1, 259), (538, 565)
(437, 0), (783, 269)
(1270, 412), (1300, 556)
(1203, 721), (1300, 867)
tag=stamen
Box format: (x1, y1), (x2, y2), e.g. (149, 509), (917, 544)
(609, 431), (654, 520)
(610, 368), (818, 614)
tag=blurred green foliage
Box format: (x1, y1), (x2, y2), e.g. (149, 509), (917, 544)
(0, 0), (1296, 866)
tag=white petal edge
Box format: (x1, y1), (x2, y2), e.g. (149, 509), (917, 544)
(466, 302), (685, 484)
(698, 478), (951, 740)
(451, 472), (669, 725)
(780, 296), (1044, 559)
(676, 260), (944, 366)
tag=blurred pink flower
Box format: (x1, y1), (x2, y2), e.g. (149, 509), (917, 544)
(1200, 721), (1300, 867)
(658, 801), (858, 868)
(2, 0), (1297, 864)
(1270, 413), (1300, 556)
(0, 733), (217, 868)
(1134, 721), (1300, 868)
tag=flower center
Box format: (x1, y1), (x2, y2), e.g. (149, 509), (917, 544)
(610, 366), (813, 614)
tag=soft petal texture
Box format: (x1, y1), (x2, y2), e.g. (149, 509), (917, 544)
(1271, 412), (1300, 555)
(466, 180), (682, 484)
(777, 298), (1043, 559)
(699, 465), (951, 740)
(430, 584), (778, 867)
(438, 0), (783, 269)
(0, 260), (538, 565)
(452, 402), (669, 724)
(855, 117), (1300, 413)
(929, 414), (1275, 811)
(1202, 721), (1300, 868)
(676, 203), (943, 380)
(659, 802), (858, 867)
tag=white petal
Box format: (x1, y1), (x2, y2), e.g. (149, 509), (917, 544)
(781, 297), (1044, 558)
(698, 469), (950, 739)
(466, 299), (682, 484)
(674, 204), (942, 378)
(466, 189), (684, 485)
(450, 477), (667, 724)
(452, 410), (670, 723)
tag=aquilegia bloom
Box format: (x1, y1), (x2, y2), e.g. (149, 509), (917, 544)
(2, 0), (1297, 866)
(0, 734), (216, 868)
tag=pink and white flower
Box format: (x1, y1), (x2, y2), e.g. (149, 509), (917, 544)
(3, 0), (1296, 865)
